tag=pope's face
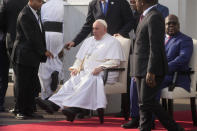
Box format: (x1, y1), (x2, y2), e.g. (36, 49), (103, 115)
(92, 22), (106, 40)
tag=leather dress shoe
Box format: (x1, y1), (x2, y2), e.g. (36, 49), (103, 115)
(15, 113), (28, 120)
(77, 109), (90, 119)
(35, 97), (56, 114)
(121, 117), (139, 129)
(62, 108), (77, 122)
(9, 108), (19, 114)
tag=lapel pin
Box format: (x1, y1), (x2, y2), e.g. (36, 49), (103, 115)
(111, 1), (114, 5)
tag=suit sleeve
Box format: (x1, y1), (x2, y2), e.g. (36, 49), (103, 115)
(168, 39), (193, 73)
(72, 2), (95, 46)
(118, 0), (134, 37)
(147, 14), (165, 74)
(19, 14), (46, 59)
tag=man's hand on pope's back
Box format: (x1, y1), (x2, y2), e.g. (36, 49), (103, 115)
(146, 72), (156, 87)
(64, 41), (75, 50)
(45, 51), (54, 58)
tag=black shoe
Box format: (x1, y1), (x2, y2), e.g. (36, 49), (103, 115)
(26, 113), (44, 119)
(62, 108), (77, 122)
(35, 97), (55, 114)
(77, 109), (90, 119)
(121, 117), (139, 129)
(15, 113), (28, 120)
(9, 108), (18, 114)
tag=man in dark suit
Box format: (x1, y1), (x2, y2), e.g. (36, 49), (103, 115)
(13, 0), (53, 119)
(0, 0), (28, 112)
(122, 0), (170, 129)
(132, 0), (184, 130)
(65, 0), (134, 118)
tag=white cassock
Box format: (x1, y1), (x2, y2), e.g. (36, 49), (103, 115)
(38, 0), (65, 99)
(49, 34), (125, 110)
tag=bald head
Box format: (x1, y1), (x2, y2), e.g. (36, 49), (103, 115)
(165, 14), (180, 36)
(92, 19), (107, 40)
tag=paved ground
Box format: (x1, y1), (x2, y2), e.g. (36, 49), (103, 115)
(0, 83), (192, 126)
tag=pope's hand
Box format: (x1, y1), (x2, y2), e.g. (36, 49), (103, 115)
(64, 41), (75, 50)
(70, 69), (79, 76)
(92, 67), (103, 75)
(45, 51), (54, 58)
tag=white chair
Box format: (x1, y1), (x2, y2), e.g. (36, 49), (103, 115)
(161, 39), (197, 126)
(97, 36), (131, 123)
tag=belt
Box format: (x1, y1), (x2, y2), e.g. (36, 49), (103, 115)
(43, 21), (63, 33)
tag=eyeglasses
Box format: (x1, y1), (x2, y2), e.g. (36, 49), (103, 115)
(166, 21), (177, 25)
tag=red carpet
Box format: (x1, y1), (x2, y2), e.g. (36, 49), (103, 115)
(0, 111), (197, 131)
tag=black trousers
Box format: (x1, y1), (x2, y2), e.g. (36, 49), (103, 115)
(15, 64), (39, 114)
(0, 42), (9, 108)
(135, 77), (178, 131)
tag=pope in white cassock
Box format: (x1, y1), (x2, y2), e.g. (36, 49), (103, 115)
(38, 0), (65, 99)
(36, 19), (125, 122)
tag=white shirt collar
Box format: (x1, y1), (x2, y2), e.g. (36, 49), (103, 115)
(142, 4), (156, 16)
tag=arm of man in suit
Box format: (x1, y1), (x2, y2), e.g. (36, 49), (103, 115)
(19, 14), (50, 59)
(147, 14), (165, 87)
(65, 2), (95, 49)
(168, 39), (193, 73)
(117, 0), (134, 37)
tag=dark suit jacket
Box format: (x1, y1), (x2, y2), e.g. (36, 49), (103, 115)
(73, 0), (134, 46)
(13, 5), (47, 67)
(0, 0), (28, 49)
(132, 8), (168, 77)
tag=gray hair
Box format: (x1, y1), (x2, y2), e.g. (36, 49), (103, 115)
(95, 19), (108, 28)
